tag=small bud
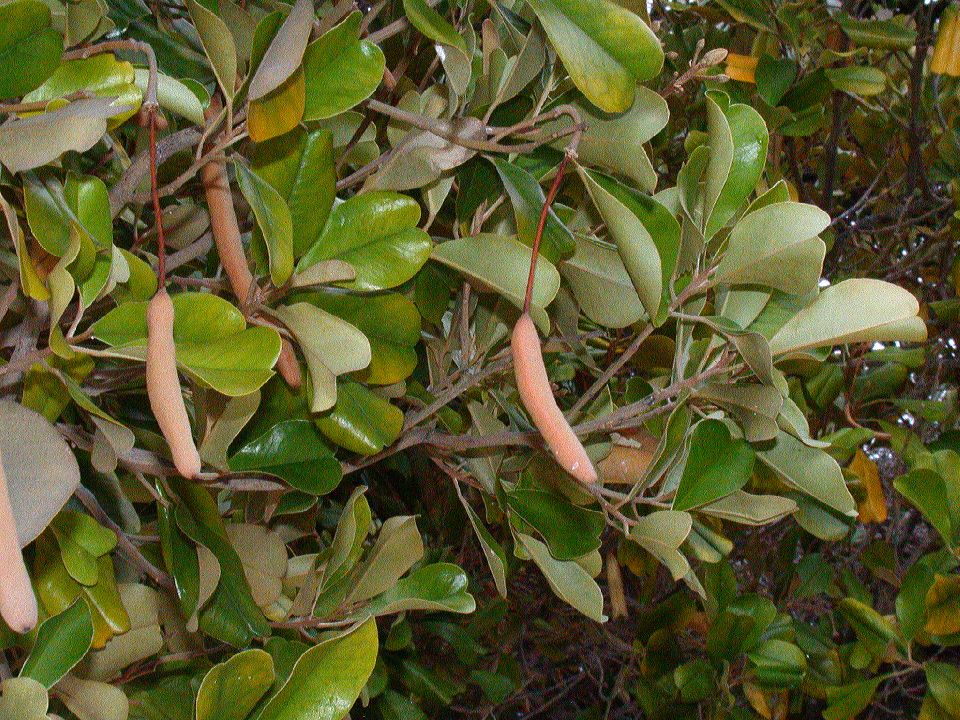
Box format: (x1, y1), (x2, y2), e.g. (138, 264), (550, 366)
(700, 48), (729, 66)
(713, 73), (731, 83)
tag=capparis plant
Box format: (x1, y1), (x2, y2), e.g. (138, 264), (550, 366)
(0, 0), (956, 718)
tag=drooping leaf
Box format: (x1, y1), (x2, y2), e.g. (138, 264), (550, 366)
(757, 431), (857, 517)
(247, 0), (313, 101)
(0, 400), (81, 546)
(273, 302), (370, 412)
(516, 534), (605, 621)
(560, 234), (644, 329)
(187, 0), (238, 101)
(169, 479), (271, 647)
(507, 489), (604, 560)
(630, 510), (693, 581)
(703, 92), (768, 239)
(251, 128), (336, 258)
(295, 292), (421, 385)
(580, 169), (679, 325)
(0, 98), (128, 174)
(234, 160), (294, 287)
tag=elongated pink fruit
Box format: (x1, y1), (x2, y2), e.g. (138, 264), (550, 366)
(146, 289), (201, 479)
(0, 447), (38, 633)
(511, 312), (597, 484)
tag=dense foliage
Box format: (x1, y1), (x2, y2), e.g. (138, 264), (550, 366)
(0, 0), (957, 718)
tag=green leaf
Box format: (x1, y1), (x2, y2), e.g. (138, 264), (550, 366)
(0, 677), (53, 719)
(363, 564), (476, 616)
(257, 618), (377, 720)
(273, 302), (370, 412)
(169, 479), (271, 647)
(837, 14), (917, 50)
(517, 534), (605, 622)
(713, 0), (772, 31)
(234, 160), (294, 287)
(823, 677), (883, 720)
(560, 234), (644, 329)
(756, 431), (857, 517)
(347, 516), (424, 604)
(755, 55), (796, 107)
(673, 420), (755, 511)
(134, 69), (204, 125)
(314, 381), (403, 455)
(557, 88), (668, 191)
(493, 158), (574, 262)
(229, 420), (342, 495)
(431, 234), (560, 331)
(457, 495), (508, 598)
(524, 0), (662, 113)
(91, 292), (282, 397)
(187, 0), (238, 101)
(704, 93), (769, 239)
(49, 511), (117, 586)
(768, 279), (927, 355)
(303, 12), (385, 121)
(295, 292), (420, 385)
(55, 675), (130, 720)
(897, 553), (958, 641)
(580, 169), (679, 325)
(506, 489), (604, 561)
(701, 491), (797, 525)
(402, 0), (466, 54)
(196, 649), (275, 720)
(0, 98), (126, 175)
(251, 128), (335, 258)
(20, 601), (93, 688)
(0, 0), (63, 100)
(674, 660), (714, 703)
(23, 54), (142, 125)
(297, 191), (431, 291)
(928, 662), (960, 716)
(838, 597), (904, 654)
(693, 382), (782, 442)
(746, 639), (807, 688)
(715, 202), (828, 294)
(825, 66), (887, 97)
(629, 510), (692, 581)
(895, 469), (958, 548)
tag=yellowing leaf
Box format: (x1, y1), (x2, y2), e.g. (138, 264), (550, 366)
(850, 449), (887, 524)
(925, 574), (960, 636)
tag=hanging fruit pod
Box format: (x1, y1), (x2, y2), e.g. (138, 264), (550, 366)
(931, 4), (960, 76)
(725, 53), (758, 84)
